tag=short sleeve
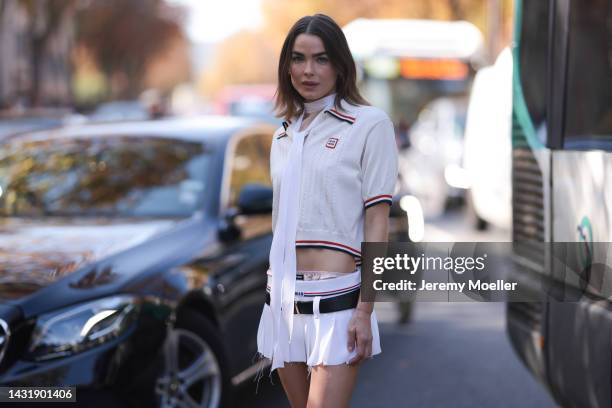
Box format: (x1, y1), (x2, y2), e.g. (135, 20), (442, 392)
(361, 118), (399, 209)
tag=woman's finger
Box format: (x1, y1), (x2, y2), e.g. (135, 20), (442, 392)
(349, 333), (367, 365)
(347, 326), (356, 352)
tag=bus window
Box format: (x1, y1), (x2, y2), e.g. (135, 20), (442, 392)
(564, 0), (612, 147)
(519, 0), (550, 136)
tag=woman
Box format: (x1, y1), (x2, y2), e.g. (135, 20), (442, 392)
(256, 13), (398, 407)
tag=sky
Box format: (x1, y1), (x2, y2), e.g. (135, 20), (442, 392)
(168, 0), (264, 43)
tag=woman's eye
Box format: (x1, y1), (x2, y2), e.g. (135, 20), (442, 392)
(291, 55), (303, 62)
(317, 57), (329, 64)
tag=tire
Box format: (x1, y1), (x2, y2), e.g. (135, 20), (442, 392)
(155, 309), (233, 408)
(475, 216), (489, 231)
(465, 190), (489, 231)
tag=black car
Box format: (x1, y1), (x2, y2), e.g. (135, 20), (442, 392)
(0, 115), (66, 140)
(0, 117), (277, 407)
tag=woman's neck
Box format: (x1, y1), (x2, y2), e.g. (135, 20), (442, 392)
(304, 93), (336, 115)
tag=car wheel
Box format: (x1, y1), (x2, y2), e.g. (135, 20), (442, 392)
(155, 309), (232, 408)
(474, 216), (488, 231)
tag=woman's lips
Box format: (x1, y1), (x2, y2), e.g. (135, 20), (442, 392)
(302, 82), (318, 88)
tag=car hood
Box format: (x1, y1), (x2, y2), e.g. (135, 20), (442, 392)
(0, 217), (180, 301)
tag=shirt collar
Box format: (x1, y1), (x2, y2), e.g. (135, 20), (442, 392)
(284, 98), (358, 129)
(324, 104), (356, 124)
(324, 98), (357, 124)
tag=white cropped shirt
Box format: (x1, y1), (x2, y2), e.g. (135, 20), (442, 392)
(270, 98), (399, 264)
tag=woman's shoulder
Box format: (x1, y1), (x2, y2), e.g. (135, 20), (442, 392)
(272, 119), (292, 140)
(338, 100), (391, 125)
(273, 125), (284, 137)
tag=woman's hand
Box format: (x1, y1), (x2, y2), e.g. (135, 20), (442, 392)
(347, 308), (373, 365)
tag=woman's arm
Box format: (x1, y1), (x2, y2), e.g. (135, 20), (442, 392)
(348, 115), (397, 365)
(347, 202), (390, 364)
(356, 203), (390, 314)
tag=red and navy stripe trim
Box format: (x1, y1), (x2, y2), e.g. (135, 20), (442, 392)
(266, 283), (360, 298)
(302, 283), (360, 297)
(296, 240), (361, 257)
(277, 132), (288, 139)
(364, 194), (393, 209)
(325, 109), (356, 125)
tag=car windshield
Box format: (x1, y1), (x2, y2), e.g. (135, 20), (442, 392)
(0, 135), (211, 217)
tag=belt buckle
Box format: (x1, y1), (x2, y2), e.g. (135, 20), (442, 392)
(294, 301), (300, 315)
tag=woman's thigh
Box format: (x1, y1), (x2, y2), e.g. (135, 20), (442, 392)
(277, 362), (310, 408)
(307, 363), (360, 408)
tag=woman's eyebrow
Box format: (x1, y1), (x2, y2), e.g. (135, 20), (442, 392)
(291, 51), (328, 57)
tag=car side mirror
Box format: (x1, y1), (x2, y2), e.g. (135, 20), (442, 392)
(238, 183), (273, 215)
(218, 207), (241, 242)
(219, 184), (273, 242)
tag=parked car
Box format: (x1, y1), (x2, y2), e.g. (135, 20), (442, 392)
(0, 117), (277, 407)
(214, 85), (279, 126)
(0, 110), (72, 140)
(88, 100), (151, 123)
(399, 97), (468, 218)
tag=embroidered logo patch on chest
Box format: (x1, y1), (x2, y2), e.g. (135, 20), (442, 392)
(325, 137), (339, 149)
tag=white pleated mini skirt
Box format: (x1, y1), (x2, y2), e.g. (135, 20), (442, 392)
(256, 269), (382, 370)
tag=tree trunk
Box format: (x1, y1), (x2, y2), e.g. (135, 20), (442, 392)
(29, 36), (44, 106)
(448, 0), (466, 20)
(0, 0), (6, 107)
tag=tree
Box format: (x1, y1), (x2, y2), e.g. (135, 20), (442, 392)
(75, 0), (186, 99)
(18, 0), (77, 106)
(199, 29), (277, 96)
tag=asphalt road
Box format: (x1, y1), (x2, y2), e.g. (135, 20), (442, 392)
(235, 209), (557, 407)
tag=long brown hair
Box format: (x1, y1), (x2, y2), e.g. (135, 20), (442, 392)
(274, 14), (368, 120)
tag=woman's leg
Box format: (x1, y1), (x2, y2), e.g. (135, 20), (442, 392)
(278, 362), (311, 408)
(307, 363), (360, 408)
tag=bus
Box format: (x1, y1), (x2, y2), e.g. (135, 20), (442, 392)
(507, 0), (612, 407)
(343, 18), (484, 126)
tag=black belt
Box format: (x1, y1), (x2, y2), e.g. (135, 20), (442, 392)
(265, 289), (360, 314)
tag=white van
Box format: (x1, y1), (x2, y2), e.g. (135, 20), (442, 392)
(462, 47), (512, 230)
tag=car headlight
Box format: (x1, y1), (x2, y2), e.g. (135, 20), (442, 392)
(28, 295), (139, 361)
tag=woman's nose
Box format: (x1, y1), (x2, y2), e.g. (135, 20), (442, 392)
(304, 59), (315, 75)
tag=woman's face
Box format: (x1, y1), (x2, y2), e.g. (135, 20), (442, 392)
(289, 33), (337, 102)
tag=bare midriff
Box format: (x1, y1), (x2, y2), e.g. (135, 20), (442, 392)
(296, 248), (356, 274)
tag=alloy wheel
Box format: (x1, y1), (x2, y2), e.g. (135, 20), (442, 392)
(155, 328), (222, 408)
